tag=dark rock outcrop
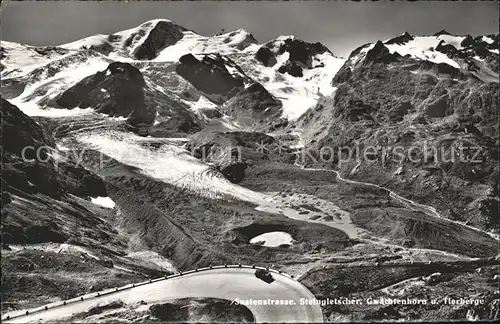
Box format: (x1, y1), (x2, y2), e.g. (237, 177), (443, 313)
(133, 20), (186, 60)
(1, 97), (107, 200)
(1, 97), (110, 244)
(53, 62), (156, 125)
(218, 161), (247, 184)
(175, 54), (244, 104)
(332, 64), (353, 84)
(424, 95), (451, 118)
(278, 60), (303, 77)
(0, 78), (26, 99)
(278, 38), (331, 68)
(334, 96), (375, 122)
(415, 61), (466, 80)
(461, 35), (475, 48)
(389, 102), (414, 122)
(223, 83), (283, 127)
(436, 41), (459, 57)
(364, 41), (401, 64)
(32, 46), (70, 57)
(187, 131), (294, 183)
(474, 42), (490, 58)
(1, 97), (55, 158)
(255, 47), (277, 67)
(148, 113), (201, 137)
(385, 32), (414, 45)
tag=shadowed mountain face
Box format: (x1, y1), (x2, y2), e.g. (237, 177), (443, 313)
(52, 62), (156, 126)
(132, 20), (186, 60)
(1, 97), (107, 240)
(1, 98), (55, 158)
(1, 19), (499, 322)
(175, 53), (245, 103)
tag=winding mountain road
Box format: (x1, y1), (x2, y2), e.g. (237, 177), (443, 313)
(303, 167), (499, 241)
(2, 266), (323, 323)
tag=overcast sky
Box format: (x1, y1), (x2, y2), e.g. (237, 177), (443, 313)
(1, 1), (498, 57)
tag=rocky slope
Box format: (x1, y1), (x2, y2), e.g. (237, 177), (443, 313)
(1, 98), (169, 311)
(297, 32), (499, 234)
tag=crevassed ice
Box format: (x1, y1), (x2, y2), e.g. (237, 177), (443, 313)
(76, 130), (267, 203)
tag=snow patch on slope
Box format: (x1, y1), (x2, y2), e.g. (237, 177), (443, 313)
(91, 196), (116, 209)
(436, 34), (465, 50)
(482, 36), (494, 44)
(302, 53), (344, 96)
(126, 251), (177, 272)
(267, 84), (318, 121)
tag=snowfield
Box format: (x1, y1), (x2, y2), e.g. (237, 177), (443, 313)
(60, 34), (110, 51)
(9, 56), (110, 117)
(154, 29), (255, 62)
(384, 35), (463, 68)
(1, 41), (71, 79)
(226, 46), (344, 121)
(4, 18), (346, 123)
(91, 196), (116, 209)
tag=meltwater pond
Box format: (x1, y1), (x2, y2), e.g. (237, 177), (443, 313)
(249, 231), (294, 247)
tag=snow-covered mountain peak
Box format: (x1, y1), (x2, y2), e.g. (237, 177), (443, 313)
(56, 18), (188, 61)
(60, 34), (110, 51)
(433, 29), (452, 36)
(139, 18), (174, 26)
(342, 31), (499, 79)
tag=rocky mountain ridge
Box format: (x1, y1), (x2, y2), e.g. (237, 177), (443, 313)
(296, 30), (498, 234)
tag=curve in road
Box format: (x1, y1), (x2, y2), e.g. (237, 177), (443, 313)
(2, 266), (323, 323)
(303, 168), (499, 241)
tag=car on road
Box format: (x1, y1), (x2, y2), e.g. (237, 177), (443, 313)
(255, 269), (274, 283)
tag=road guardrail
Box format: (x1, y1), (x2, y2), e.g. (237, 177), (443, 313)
(1, 264), (297, 322)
